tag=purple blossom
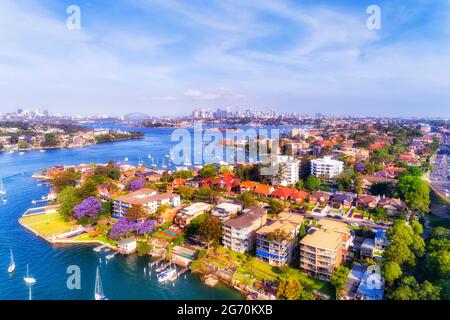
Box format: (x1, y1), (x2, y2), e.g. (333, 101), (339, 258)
(135, 220), (157, 235)
(23, 136), (32, 144)
(109, 217), (157, 240)
(73, 196), (103, 220)
(354, 162), (366, 172)
(129, 179), (146, 191)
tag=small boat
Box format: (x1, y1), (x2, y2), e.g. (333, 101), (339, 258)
(157, 264), (177, 283)
(8, 248), (15, 273)
(1, 197), (7, 204)
(0, 179), (6, 196)
(40, 150), (46, 153)
(94, 267), (108, 300)
(19, 152), (25, 155)
(24, 264), (36, 285)
(124, 157), (129, 162)
(8, 150), (14, 154)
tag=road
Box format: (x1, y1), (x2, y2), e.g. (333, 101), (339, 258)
(430, 141), (450, 201)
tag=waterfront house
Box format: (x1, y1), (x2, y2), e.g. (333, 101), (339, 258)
(112, 188), (181, 218)
(222, 206), (267, 253)
(211, 202), (243, 222)
(118, 238), (137, 254)
(174, 202), (212, 228)
(256, 213), (303, 266)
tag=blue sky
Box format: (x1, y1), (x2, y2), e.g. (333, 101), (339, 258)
(0, 0), (449, 117)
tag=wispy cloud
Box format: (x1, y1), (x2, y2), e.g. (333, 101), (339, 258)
(0, 0), (449, 116)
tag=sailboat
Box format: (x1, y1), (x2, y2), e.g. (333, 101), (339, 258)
(0, 179), (6, 196)
(124, 157), (129, 162)
(1, 197), (7, 204)
(8, 248), (15, 273)
(94, 267), (108, 300)
(24, 264), (36, 285)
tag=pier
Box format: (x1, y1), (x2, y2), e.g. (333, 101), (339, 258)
(93, 245), (107, 252)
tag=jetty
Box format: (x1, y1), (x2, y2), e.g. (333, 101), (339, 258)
(93, 244), (107, 252)
(106, 252), (118, 260)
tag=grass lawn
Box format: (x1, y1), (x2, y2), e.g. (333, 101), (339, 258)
(21, 212), (75, 237)
(72, 233), (117, 246)
(199, 246), (335, 298)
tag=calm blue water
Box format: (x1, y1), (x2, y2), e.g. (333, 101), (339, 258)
(0, 127), (243, 300)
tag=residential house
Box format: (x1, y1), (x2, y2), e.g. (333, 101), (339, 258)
(355, 265), (385, 300)
(377, 196), (405, 216)
(211, 202), (243, 222)
(360, 238), (376, 259)
(330, 192), (357, 209)
(174, 202), (212, 228)
(309, 191), (331, 206)
(374, 230), (388, 250)
(222, 206), (267, 253)
(356, 195), (380, 210)
(118, 238), (137, 254)
(270, 187), (297, 202)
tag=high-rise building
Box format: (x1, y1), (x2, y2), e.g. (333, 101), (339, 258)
(311, 156), (343, 182)
(273, 155), (300, 186)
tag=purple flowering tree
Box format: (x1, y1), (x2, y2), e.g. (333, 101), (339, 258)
(108, 217), (157, 240)
(129, 179), (146, 191)
(73, 196), (103, 220)
(135, 220), (157, 235)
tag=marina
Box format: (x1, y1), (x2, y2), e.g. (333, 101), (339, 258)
(0, 128), (243, 300)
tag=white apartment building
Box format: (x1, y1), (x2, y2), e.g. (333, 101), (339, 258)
(273, 155), (300, 186)
(113, 188), (181, 218)
(222, 206), (267, 253)
(311, 156), (343, 182)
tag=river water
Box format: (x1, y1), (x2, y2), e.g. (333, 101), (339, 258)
(0, 126), (243, 300)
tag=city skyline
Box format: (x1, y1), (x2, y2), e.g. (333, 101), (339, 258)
(0, 0), (450, 117)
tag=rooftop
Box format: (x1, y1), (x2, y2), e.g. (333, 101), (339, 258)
(301, 228), (344, 250)
(223, 206), (267, 229)
(179, 202), (212, 216)
(115, 188), (178, 205)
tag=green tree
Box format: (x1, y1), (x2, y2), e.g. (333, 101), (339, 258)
(51, 169), (78, 192)
(296, 179), (304, 190)
(57, 186), (79, 218)
(382, 261), (403, 285)
(136, 240), (152, 256)
(238, 192), (257, 208)
(304, 175), (321, 191)
(200, 164), (216, 179)
(197, 216), (222, 251)
(395, 175), (430, 215)
(298, 222), (307, 240)
(411, 220), (424, 235)
(195, 186), (218, 204)
(269, 199), (284, 214)
(178, 186), (195, 201)
(277, 279), (302, 300)
(330, 266), (350, 296)
(42, 133), (59, 147)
